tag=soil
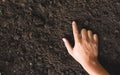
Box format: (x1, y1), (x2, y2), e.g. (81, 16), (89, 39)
(0, 0), (120, 75)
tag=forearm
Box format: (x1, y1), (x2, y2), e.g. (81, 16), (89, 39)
(81, 60), (110, 75)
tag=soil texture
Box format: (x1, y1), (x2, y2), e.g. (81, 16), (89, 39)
(0, 0), (120, 75)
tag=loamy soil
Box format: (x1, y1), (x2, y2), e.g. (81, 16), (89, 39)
(0, 0), (120, 75)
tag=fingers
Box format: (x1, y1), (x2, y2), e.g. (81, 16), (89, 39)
(88, 30), (93, 40)
(62, 38), (73, 54)
(72, 21), (80, 42)
(81, 29), (88, 40)
(67, 21), (98, 44)
(93, 34), (98, 43)
(81, 29), (98, 43)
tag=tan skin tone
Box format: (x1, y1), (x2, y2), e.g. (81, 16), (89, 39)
(62, 21), (110, 75)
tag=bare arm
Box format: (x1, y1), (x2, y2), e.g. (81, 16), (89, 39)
(62, 21), (110, 75)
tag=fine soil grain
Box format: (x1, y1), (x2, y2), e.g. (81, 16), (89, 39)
(0, 0), (120, 75)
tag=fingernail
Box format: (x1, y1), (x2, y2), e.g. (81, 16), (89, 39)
(62, 38), (65, 41)
(72, 21), (76, 25)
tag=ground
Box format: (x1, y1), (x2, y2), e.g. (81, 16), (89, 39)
(0, 0), (120, 75)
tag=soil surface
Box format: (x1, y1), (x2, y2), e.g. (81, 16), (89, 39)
(0, 0), (120, 75)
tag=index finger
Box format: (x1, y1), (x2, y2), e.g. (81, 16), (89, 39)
(72, 21), (80, 42)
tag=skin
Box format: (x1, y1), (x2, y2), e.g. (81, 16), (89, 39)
(62, 21), (110, 75)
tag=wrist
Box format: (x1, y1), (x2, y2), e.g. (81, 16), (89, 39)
(81, 59), (110, 75)
(81, 58), (98, 67)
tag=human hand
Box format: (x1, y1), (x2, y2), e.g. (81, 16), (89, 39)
(62, 21), (98, 66)
(62, 21), (109, 75)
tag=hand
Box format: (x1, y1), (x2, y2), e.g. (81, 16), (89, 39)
(62, 21), (110, 75)
(62, 21), (98, 66)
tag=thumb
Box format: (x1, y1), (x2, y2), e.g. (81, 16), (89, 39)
(62, 38), (73, 55)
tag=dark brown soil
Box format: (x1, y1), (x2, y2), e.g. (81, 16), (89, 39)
(0, 0), (120, 75)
